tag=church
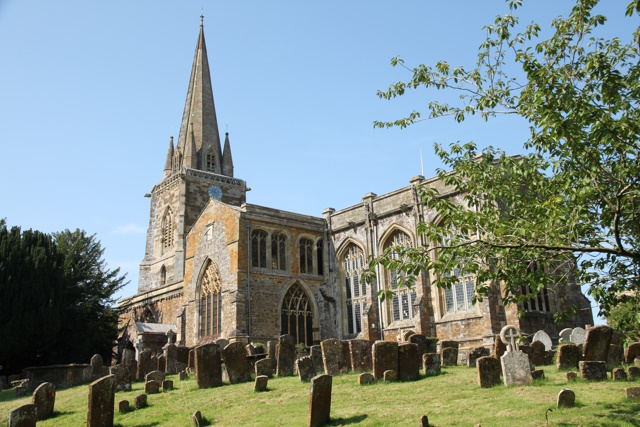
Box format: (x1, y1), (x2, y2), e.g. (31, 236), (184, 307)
(117, 20), (593, 358)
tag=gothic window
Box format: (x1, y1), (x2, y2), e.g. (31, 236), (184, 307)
(251, 230), (267, 268)
(384, 230), (417, 323)
(199, 260), (222, 338)
(300, 238), (313, 274)
(281, 283), (313, 346)
(521, 262), (551, 312)
(162, 208), (174, 253)
(271, 232), (287, 271)
(316, 239), (323, 276)
(205, 151), (216, 172)
(160, 265), (166, 286)
(342, 244), (366, 335)
(440, 228), (476, 314)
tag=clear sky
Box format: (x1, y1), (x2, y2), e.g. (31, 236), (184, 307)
(0, 0), (635, 322)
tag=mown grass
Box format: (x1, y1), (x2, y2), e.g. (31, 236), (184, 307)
(1, 365), (639, 426)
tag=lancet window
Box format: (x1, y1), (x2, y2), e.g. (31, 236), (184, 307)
(205, 151), (216, 172)
(300, 238), (314, 274)
(271, 232), (287, 271)
(342, 244), (367, 335)
(316, 239), (323, 275)
(199, 260), (222, 338)
(251, 230), (267, 268)
(440, 228), (476, 314)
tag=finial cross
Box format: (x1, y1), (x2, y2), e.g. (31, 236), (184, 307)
(500, 325), (521, 352)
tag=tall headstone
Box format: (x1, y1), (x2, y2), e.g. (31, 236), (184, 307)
(372, 341), (398, 381)
(477, 356), (501, 388)
(122, 348), (136, 382)
(569, 327), (586, 345)
(267, 340), (276, 360)
(499, 325), (533, 387)
(532, 331), (553, 351)
(165, 343), (178, 374)
(195, 343), (222, 388)
(137, 349), (154, 382)
(397, 343), (420, 381)
(222, 342), (252, 384)
(277, 335), (296, 377)
(339, 341), (351, 373)
(310, 345), (323, 374)
(321, 339), (342, 376)
(87, 375), (116, 427)
(349, 339), (373, 373)
(309, 375), (332, 427)
(7, 404), (37, 427)
(32, 382), (55, 420)
(582, 325), (612, 362)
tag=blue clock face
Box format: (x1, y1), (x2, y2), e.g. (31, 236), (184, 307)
(208, 185), (223, 201)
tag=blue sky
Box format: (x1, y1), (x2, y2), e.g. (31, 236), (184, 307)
(0, 0), (635, 322)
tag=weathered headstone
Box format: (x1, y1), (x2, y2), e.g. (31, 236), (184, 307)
(372, 341), (398, 381)
(339, 340), (351, 372)
(118, 400), (129, 413)
(408, 334), (428, 359)
(310, 345), (323, 374)
(628, 366), (640, 380)
(91, 354), (104, 380)
(397, 343), (420, 381)
(192, 411), (203, 426)
(144, 380), (160, 394)
(424, 337), (439, 353)
(137, 349), (154, 382)
(557, 389), (575, 408)
(531, 369), (545, 380)
(246, 344), (256, 356)
(87, 374), (116, 427)
(164, 343), (178, 374)
(188, 349), (195, 370)
(109, 365), (130, 392)
(579, 361), (607, 381)
(179, 371), (188, 381)
(532, 330), (553, 351)
(422, 353), (441, 376)
(625, 342), (640, 364)
(582, 325), (612, 362)
(565, 372), (577, 382)
(195, 343), (222, 388)
(177, 346), (190, 365)
(612, 368), (628, 381)
(214, 338), (229, 349)
(296, 356), (316, 382)
(349, 339), (373, 373)
(145, 370), (165, 384)
(309, 374), (332, 427)
(157, 354), (166, 372)
(556, 344), (580, 370)
(277, 334), (296, 377)
(255, 358), (276, 378)
(569, 327), (586, 345)
(477, 356), (501, 388)
(358, 373), (374, 385)
(440, 340), (459, 351)
(254, 375), (268, 392)
(607, 345), (623, 367)
(162, 380), (173, 391)
(441, 347), (458, 366)
(559, 328), (573, 343)
(7, 404), (37, 427)
(32, 382), (55, 420)
(626, 387), (640, 400)
(500, 325), (533, 386)
(321, 339), (342, 376)
(383, 370), (397, 382)
(222, 342), (252, 384)
(493, 334), (507, 359)
(530, 341), (547, 366)
(134, 394), (147, 409)
(267, 340), (276, 360)
(467, 346), (490, 367)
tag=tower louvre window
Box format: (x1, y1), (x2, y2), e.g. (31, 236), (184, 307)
(162, 208), (174, 253)
(205, 152), (216, 172)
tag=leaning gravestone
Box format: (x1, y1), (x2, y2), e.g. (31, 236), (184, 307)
(582, 325), (612, 362)
(397, 343), (420, 381)
(532, 331), (553, 351)
(223, 342), (253, 384)
(8, 404), (37, 427)
(556, 344), (580, 370)
(500, 325), (533, 386)
(468, 346), (490, 367)
(296, 356), (316, 382)
(164, 343), (178, 374)
(255, 358), (276, 378)
(277, 335), (296, 377)
(559, 328), (573, 343)
(477, 356), (501, 388)
(309, 374), (332, 427)
(32, 382), (55, 420)
(372, 341), (398, 381)
(569, 327), (586, 345)
(310, 345), (323, 374)
(137, 349), (154, 382)
(625, 342), (640, 364)
(349, 339), (373, 373)
(87, 375), (116, 427)
(579, 361), (607, 381)
(195, 343), (222, 388)
(422, 353), (441, 376)
(321, 339), (343, 376)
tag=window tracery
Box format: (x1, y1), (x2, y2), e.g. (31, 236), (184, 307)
(271, 232), (287, 271)
(300, 238), (313, 274)
(281, 283), (313, 346)
(199, 260), (222, 338)
(251, 230), (267, 268)
(162, 208), (174, 253)
(342, 244), (366, 335)
(384, 230), (417, 323)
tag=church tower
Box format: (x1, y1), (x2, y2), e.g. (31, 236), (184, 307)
(138, 17), (247, 293)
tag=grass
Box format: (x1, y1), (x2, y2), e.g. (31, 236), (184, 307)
(1, 365), (639, 426)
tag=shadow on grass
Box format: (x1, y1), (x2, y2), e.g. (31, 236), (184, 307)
(115, 423), (161, 427)
(48, 409), (76, 418)
(554, 402), (640, 427)
(328, 414), (368, 425)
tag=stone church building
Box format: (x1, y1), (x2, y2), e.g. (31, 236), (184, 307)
(117, 21), (593, 358)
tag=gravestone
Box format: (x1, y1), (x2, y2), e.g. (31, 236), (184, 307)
(309, 374), (332, 427)
(195, 343), (222, 388)
(493, 334), (507, 359)
(397, 343), (420, 381)
(254, 375), (268, 392)
(144, 380), (160, 394)
(109, 365), (130, 392)
(626, 387), (640, 400)
(188, 349), (195, 370)
(408, 334), (428, 359)
(422, 353), (441, 376)
(192, 411), (203, 426)
(625, 342), (640, 364)
(145, 370), (165, 384)
(118, 400), (129, 413)
(214, 338), (229, 349)
(556, 344), (580, 370)
(557, 389), (575, 408)
(134, 394), (147, 408)
(467, 346), (490, 367)
(440, 340), (459, 351)
(628, 366), (640, 380)
(310, 345), (323, 374)
(559, 328), (573, 343)
(150, 355), (158, 374)
(383, 370), (397, 382)
(607, 345), (623, 367)
(441, 347), (458, 366)
(477, 356), (501, 388)
(222, 342), (252, 384)
(7, 404), (37, 427)
(582, 325), (612, 362)
(177, 346), (190, 365)
(321, 339), (343, 376)
(162, 380), (173, 391)
(499, 325), (533, 386)
(87, 375), (116, 427)
(420, 415), (429, 427)
(339, 340), (351, 373)
(179, 371), (188, 381)
(32, 382), (55, 420)
(276, 334), (296, 377)
(612, 368), (628, 381)
(296, 356), (316, 382)
(531, 369), (545, 380)
(91, 354), (104, 380)
(137, 349), (154, 382)
(579, 361), (607, 381)
(255, 358), (276, 378)
(424, 337), (439, 353)
(349, 339), (373, 373)
(372, 341), (398, 381)
(532, 330), (553, 351)
(164, 343), (178, 374)
(569, 327), (586, 345)
(530, 341), (547, 366)
(122, 348), (136, 382)
(246, 344), (256, 356)
(358, 373), (374, 385)
(267, 340), (276, 360)
(157, 354), (166, 372)
(565, 372), (577, 382)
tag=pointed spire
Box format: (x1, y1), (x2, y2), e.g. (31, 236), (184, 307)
(184, 123), (198, 168)
(222, 132), (234, 177)
(176, 17), (222, 171)
(163, 136), (175, 177)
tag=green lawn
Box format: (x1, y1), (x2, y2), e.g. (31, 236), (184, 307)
(1, 365), (639, 426)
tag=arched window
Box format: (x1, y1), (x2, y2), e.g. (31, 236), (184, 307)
(251, 230), (267, 268)
(199, 260), (222, 338)
(162, 208), (174, 253)
(439, 227), (476, 314)
(271, 232), (287, 271)
(281, 283), (313, 346)
(384, 230), (417, 323)
(160, 265), (166, 285)
(521, 262), (550, 313)
(205, 151), (216, 172)
(342, 244), (366, 336)
(316, 239), (324, 276)
(300, 238), (314, 274)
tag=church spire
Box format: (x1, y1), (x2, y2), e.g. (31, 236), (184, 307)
(163, 136), (175, 177)
(176, 16), (222, 170)
(222, 132), (234, 177)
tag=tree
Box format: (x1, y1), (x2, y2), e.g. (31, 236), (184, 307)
(369, 0), (640, 334)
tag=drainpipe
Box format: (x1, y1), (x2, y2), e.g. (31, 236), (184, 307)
(372, 222), (384, 340)
(246, 224), (252, 343)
